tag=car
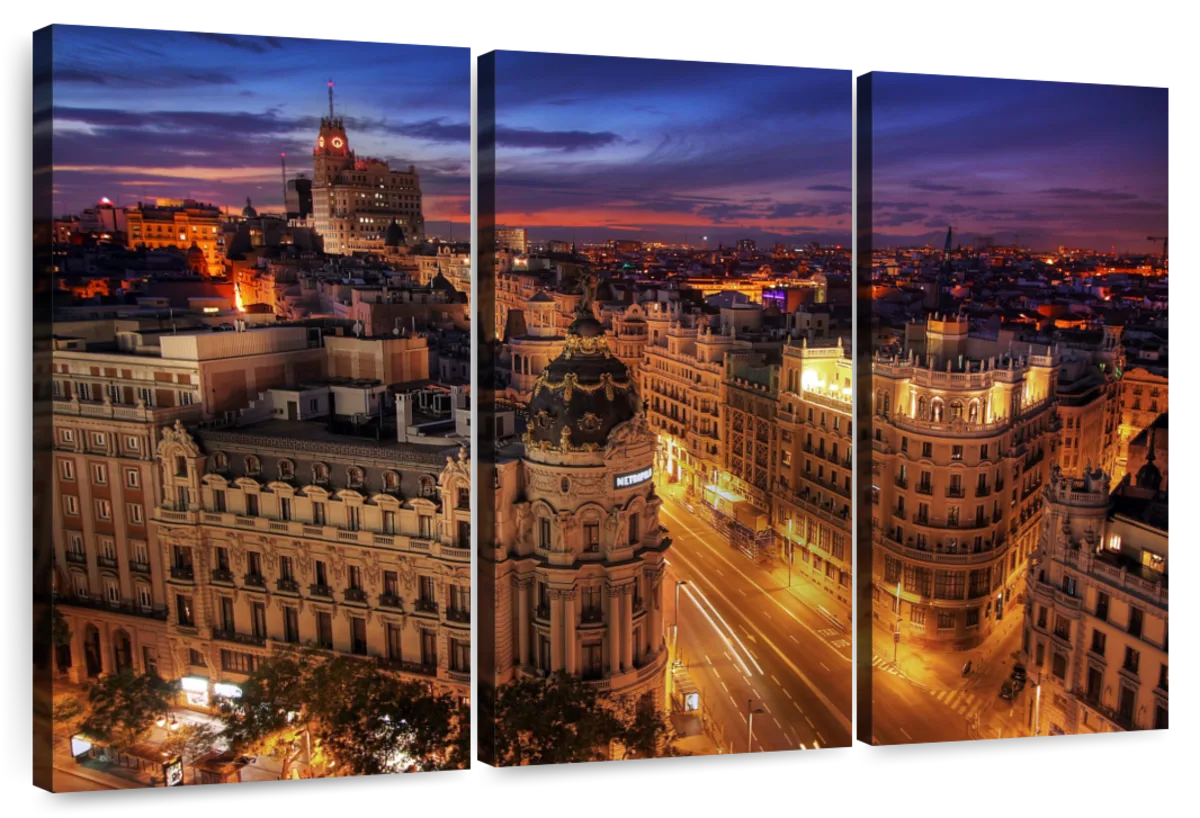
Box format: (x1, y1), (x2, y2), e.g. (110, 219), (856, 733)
(999, 681), (1015, 701)
(1012, 677), (1026, 693)
(1011, 664), (1027, 682)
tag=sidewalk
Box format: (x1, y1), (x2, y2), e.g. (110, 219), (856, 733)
(873, 606), (1025, 691)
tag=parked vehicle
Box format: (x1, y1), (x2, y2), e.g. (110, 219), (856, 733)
(999, 681), (1015, 701)
(1011, 664), (1027, 682)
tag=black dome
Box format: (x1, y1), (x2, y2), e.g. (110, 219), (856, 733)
(385, 220), (406, 247)
(526, 312), (639, 452)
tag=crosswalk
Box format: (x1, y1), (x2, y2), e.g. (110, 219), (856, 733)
(926, 687), (988, 720)
(817, 628), (850, 649)
(870, 654), (901, 676)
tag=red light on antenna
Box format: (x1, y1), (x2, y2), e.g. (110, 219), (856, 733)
(328, 81), (334, 87)
(281, 152), (286, 157)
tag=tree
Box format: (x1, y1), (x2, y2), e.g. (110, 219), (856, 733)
(160, 722), (222, 784)
(613, 692), (680, 760)
(218, 649), (318, 780)
(79, 670), (174, 751)
(493, 672), (626, 765)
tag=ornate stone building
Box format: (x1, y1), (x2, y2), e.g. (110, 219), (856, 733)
(493, 311), (672, 704)
(871, 316), (1061, 651)
(153, 420), (471, 706)
(1023, 462), (1167, 735)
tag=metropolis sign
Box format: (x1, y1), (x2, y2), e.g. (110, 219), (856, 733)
(614, 466), (653, 489)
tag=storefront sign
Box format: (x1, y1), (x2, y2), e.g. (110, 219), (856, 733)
(164, 757), (184, 787)
(213, 682), (243, 699)
(614, 466), (653, 489)
(180, 676), (208, 693)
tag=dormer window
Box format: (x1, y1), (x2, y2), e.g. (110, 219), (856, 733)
(347, 467), (365, 489)
(279, 459), (295, 481)
(245, 456), (261, 476)
(313, 463), (330, 485)
(383, 471), (400, 493)
(212, 452), (229, 471)
(420, 477), (436, 497)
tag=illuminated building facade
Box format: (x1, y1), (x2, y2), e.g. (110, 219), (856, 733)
(125, 199), (223, 274)
(153, 418), (471, 707)
(642, 305), (743, 498)
(312, 94), (424, 255)
(1023, 464), (1167, 735)
(871, 316), (1060, 651)
(774, 338), (853, 615)
(1114, 367), (1168, 485)
(493, 313), (671, 705)
(495, 226), (528, 255)
(49, 325), (325, 686)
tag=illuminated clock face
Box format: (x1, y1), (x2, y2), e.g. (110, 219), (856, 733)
(331, 137), (344, 149)
(318, 136), (325, 148)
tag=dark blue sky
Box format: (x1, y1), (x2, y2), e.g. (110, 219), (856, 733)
(48, 26), (469, 236)
(492, 51), (851, 246)
(869, 73), (1168, 252)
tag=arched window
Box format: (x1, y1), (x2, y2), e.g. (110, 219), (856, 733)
(950, 401), (964, 420)
(278, 459), (295, 480)
(347, 467), (365, 489)
(245, 455), (261, 476)
(420, 477), (436, 497)
(931, 399), (945, 423)
(212, 452), (229, 471)
(383, 471), (400, 493)
(561, 477), (570, 494)
(968, 400), (980, 424)
(312, 463), (330, 485)
(917, 396), (928, 419)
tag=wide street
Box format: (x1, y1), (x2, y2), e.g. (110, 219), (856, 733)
(657, 494), (1012, 748)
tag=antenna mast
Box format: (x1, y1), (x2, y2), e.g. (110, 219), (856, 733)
(328, 80), (335, 119)
(280, 152), (287, 209)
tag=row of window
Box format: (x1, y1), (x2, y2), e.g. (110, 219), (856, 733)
(61, 495), (145, 524)
(59, 459), (142, 488)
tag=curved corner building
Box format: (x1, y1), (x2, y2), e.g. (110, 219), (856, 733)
(871, 315), (1060, 651)
(493, 311), (672, 701)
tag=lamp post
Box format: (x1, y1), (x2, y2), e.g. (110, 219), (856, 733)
(1033, 671), (1043, 737)
(674, 580), (688, 663)
(747, 700), (765, 753)
(786, 519), (794, 588)
(893, 580), (903, 664)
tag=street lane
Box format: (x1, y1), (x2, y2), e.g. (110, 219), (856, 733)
(661, 499), (852, 750)
(662, 494), (988, 748)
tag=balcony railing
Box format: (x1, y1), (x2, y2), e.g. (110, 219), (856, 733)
(129, 560), (151, 575)
(379, 593), (404, 609)
(65, 552), (87, 565)
(210, 568), (235, 583)
(243, 573), (266, 588)
(581, 608), (604, 624)
(446, 607), (470, 623)
(276, 578), (300, 593)
(210, 627), (266, 647)
(414, 598), (439, 615)
(96, 556), (118, 569)
(55, 593), (167, 620)
(309, 583), (334, 598)
(169, 566), (194, 581)
(344, 587), (368, 603)
(376, 656), (437, 677)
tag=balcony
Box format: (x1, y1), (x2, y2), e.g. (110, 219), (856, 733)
(65, 551), (87, 566)
(894, 476), (908, 489)
(129, 560), (151, 575)
(243, 573), (266, 589)
(276, 578), (300, 594)
(210, 568), (235, 584)
(96, 556), (118, 570)
(581, 608), (604, 624)
(169, 566), (194, 582)
(210, 627), (266, 648)
(947, 487), (966, 499)
(414, 598), (439, 616)
(916, 483), (934, 496)
(446, 607), (470, 623)
(376, 656), (437, 678)
(309, 583), (334, 598)
(378, 593), (404, 609)
(343, 587), (368, 604)
(534, 603), (550, 621)
(55, 593), (167, 621)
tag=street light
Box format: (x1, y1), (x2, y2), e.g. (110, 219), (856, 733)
(1033, 671), (1043, 736)
(747, 700), (765, 753)
(674, 580), (689, 663)
(893, 580), (903, 664)
(786, 519), (794, 588)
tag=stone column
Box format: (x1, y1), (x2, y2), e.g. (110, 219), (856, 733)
(648, 577), (662, 654)
(622, 587), (634, 671)
(517, 580), (531, 669)
(608, 587), (622, 676)
(69, 620), (85, 684)
(563, 591), (577, 676)
(99, 622), (113, 675)
(549, 592), (563, 672)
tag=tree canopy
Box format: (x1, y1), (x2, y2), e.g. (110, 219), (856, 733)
(493, 672), (678, 765)
(219, 649), (465, 776)
(78, 670), (174, 750)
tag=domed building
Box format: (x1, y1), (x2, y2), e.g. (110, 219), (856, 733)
(492, 309), (672, 705)
(186, 241), (208, 276)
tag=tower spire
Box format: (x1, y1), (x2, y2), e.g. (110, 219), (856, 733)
(280, 152), (287, 210)
(328, 79), (335, 120)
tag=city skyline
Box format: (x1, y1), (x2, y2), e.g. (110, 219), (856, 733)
(493, 51), (851, 246)
(869, 73), (1167, 253)
(46, 26), (469, 236)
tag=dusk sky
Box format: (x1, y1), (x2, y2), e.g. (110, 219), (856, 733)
(493, 52), (851, 246)
(47, 26), (469, 236)
(870, 73), (1168, 253)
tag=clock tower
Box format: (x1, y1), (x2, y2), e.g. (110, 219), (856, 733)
(313, 81), (352, 185)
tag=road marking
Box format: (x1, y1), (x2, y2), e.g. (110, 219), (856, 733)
(789, 635), (800, 644)
(783, 689), (793, 699)
(738, 588), (748, 597)
(721, 681), (729, 693)
(738, 711), (747, 724)
(794, 702), (803, 714)
(786, 733), (796, 747)
(771, 674), (781, 686)
(667, 531), (850, 735)
(820, 662), (830, 672)
(712, 668), (720, 679)
(900, 727), (912, 740)
(704, 654), (712, 665)
(752, 687), (762, 699)
(805, 717), (814, 728)
(816, 732), (826, 745)
(763, 609), (773, 619)
(773, 718), (782, 729)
